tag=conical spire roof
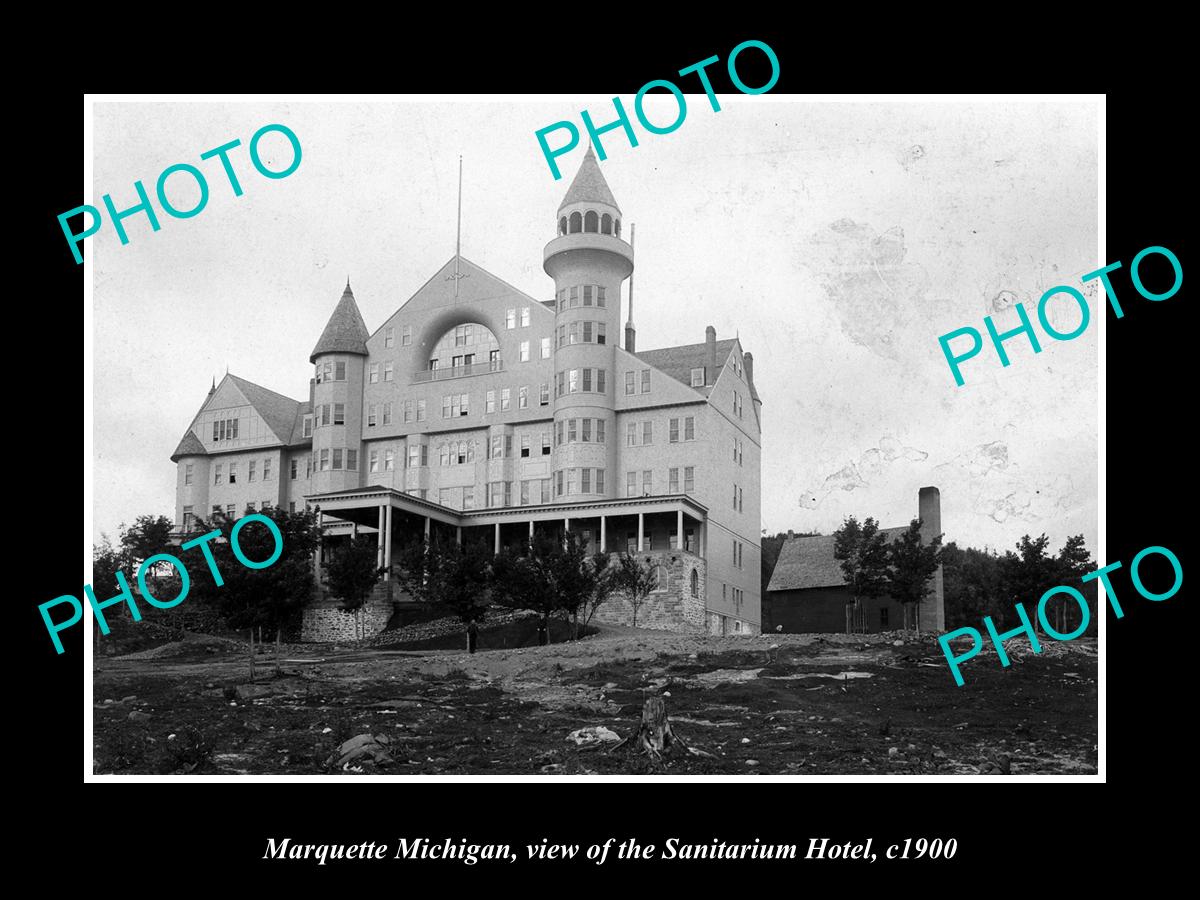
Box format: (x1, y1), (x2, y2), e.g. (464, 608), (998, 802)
(558, 144), (620, 213)
(310, 281), (370, 362)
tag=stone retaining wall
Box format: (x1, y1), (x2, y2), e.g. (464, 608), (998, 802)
(592, 552), (706, 632)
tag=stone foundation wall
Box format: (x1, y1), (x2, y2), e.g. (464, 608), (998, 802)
(592, 552), (706, 632)
(301, 579), (394, 642)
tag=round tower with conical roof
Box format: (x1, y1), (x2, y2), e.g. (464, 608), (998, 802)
(309, 281), (370, 496)
(543, 146), (634, 501)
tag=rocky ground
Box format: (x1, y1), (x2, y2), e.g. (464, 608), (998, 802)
(92, 624), (1098, 776)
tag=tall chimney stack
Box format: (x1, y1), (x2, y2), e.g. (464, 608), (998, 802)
(705, 325), (716, 384)
(743, 351), (754, 385)
(917, 486), (945, 633)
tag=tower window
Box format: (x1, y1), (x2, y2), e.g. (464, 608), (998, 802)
(584, 210), (599, 233)
(615, 219), (621, 238)
(559, 216), (568, 236)
(569, 212), (582, 233)
(601, 213), (612, 235)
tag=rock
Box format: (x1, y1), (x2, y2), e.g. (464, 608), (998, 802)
(602, 682), (618, 692)
(745, 759), (760, 767)
(740, 737), (751, 744)
(121, 695), (137, 703)
(328, 733), (394, 768)
(888, 747), (900, 757)
(128, 710), (152, 723)
(322, 727), (332, 734)
(167, 733), (177, 741)
(566, 726), (620, 747)
(892, 640), (904, 647)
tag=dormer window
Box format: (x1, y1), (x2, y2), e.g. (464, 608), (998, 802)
(691, 367), (705, 387)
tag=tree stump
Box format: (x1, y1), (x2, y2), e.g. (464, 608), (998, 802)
(636, 695), (675, 756)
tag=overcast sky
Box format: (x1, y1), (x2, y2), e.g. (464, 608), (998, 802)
(91, 98), (1098, 556)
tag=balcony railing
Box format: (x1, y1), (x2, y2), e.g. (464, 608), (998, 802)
(411, 360), (503, 384)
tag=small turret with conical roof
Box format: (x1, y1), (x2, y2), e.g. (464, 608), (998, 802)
(310, 280), (368, 494)
(310, 279), (370, 363)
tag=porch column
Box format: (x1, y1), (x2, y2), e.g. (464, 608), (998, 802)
(563, 516), (569, 535)
(456, 525), (462, 545)
(677, 508), (684, 552)
(314, 508), (324, 578)
(700, 519), (707, 557)
(494, 522), (500, 554)
(424, 515), (431, 541)
(376, 504), (385, 570)
(529, 519), (535, 539)
(384, 504), (393, 580)
(637, 511), (644, 554)
(600, 515), (606, 553)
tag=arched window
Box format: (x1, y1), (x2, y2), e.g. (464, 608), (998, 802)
(584, 210), (599, 233)
(614, 219), (621, 238)
(601, 213), (612, 235)
(559, 216), (568, 236)
(651, 564), (668, 592)
(432, 323), (501, 373)
(690, 569), (699, 598)
(569, 212), (582, 233)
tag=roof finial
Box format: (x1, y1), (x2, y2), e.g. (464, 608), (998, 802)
(345, 276), (352, 294)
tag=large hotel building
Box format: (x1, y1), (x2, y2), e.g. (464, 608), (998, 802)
(170, 148), (763, 641)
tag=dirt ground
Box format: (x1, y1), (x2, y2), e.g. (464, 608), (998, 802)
(92, 626), (1098, 776)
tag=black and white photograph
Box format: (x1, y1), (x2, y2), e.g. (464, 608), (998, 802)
(80, 95), (1102, 779)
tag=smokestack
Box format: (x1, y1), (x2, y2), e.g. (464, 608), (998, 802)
(744, 351), (754, 386)
(705, 325), (716, 384)
(918, 486), (945, 633)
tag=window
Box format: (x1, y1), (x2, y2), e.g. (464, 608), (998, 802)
(417, 399), (426, 422)
(519, 341), (530, 362)
(290, 459), (298, 480)
(598, 369), (606, 393)
(650, 564), (667, 592)
(556, 470), (564, 496)
(568, 322), (578, 345)
(540, 337), (551, 359)
(454, 324), (469, 347)
(501, 388), (511, 411)
(486, 390), (496, 414)
(520, 480), (530, 505)
(642, 470), (652, 496)
(369, 363), (379, 383)
(370, 451), (379, 473)
(383, 403), (392, 426)
(463, 486), (474, 510)
(383, 361), (393, 382)
(384, 449), (395, 471)
(302, 416), (312, 438)
(229, 462), (238, 484)
(686, 529), (696, 554)
(384, 327), (394, 348)
(226, 504), (236, 519)
(555, 421), (563, 446)
(642, 421), (653, 444)
(569, 369), (579, 393)
(880, 608), (889, 628)
(581, 419), (591, 442)
(598, 323), (606, 345)
(519, 385), (528, 409)
(306, 455), (312, 477)
(320, 404), (331, 426)
(684, 466), (694, 493)
(401, 325), (412, 346)
(556, 371), (565, 397)
(583, 285), (593, 306)
(669, 467), (679, 493)
(566, 468), (577, 495)
(690, 569), (699, 598)
(184, 463), (193, 485)
(367, 404), (377, 427)
(505, 308), (516, 329)
(408, 443), (427, 468)
(567, 419), (577, 443)
(733, 391), (742, 418)
(490, 435), (504, 460)
(334, 403), (345, 425)
(542, 433), (551, 455)
(335, 361), (346, 381)
(739, 486), (744, 512)
(691, 367), (705, 387)
(641, 369), (650, 392)
(212, 504), (222, 518)
(347, 450), (357, 471)
(569, 285), (579, 306)
(520, 306), (530, 327)
(596, 468), (605, 494)
(540, 383), (550, 406)
(333, 449), (343, 470)
(263, 458), (271, 480)
(627, 422), (637, 446)
(583, 321), (592, 343)
(627, 471), (636, 497)
(443, 394), (469, 417)
(686, 417), (695, 441)
(581, 468), (591, 493)
(582, 368), (592, 392)
(248, 460), (257, 482)
(625, 372), (635, 395)
(733, 484), (738, 509)
(320, 450), (330, 471)
(182, 506), (194, 531)
(403, 401), (413, 423)
(520, 434), (531, 458)
(322, 361), (333, 383)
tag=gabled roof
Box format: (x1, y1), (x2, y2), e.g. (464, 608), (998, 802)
(636, 338), (738, 397)
(170, 430), (207, 462)
(766, 528), (907, 592)
(558, 144), (620, 213)
(227, 374), (303, 444)
(288, 400), (314, 445)
(310, 283), (370, 362)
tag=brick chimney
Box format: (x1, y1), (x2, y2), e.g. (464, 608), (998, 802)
(705, 325), (716, 384)
(917, 486), (946, 633)
(744, 351), (754, 386)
